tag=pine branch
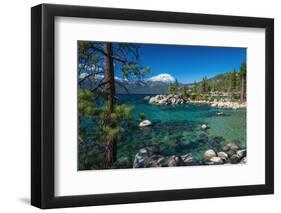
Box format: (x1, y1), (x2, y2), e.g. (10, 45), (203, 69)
(115, 81), (131, 95)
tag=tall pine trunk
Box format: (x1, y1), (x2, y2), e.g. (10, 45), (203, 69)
(240, 76), (245, 102)
(103, 43), (117, 168)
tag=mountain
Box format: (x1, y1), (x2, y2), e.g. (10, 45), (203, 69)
(80, 73), (176, 94)
(80, 72), (232, 94)
(146, 73), (175, 83)
(116, 73), (175, 94)
(195, 72), (235, 87)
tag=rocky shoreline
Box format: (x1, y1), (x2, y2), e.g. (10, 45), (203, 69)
(133, 142), (246, 168)
(145, 94), (246, 110)
(148, 94), (185, 105)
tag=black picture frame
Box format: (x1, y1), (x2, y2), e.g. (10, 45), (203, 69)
(31, 3), (274, 209)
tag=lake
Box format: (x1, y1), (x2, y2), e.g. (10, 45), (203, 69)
(115, 94), (246, 162)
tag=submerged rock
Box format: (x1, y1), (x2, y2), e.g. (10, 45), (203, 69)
(143, 96), (151, 101)
(139, 120), (152, 127)
(201, 124), (208, 130)
(203, 149), (216, 161)
(217, 112), (224, 116)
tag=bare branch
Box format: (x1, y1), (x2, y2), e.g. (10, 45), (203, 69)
(78, 71), (104, 84)
(90, 45), (107, 56)
(90, 79), (109, 93)
(115, 81), (131, 95)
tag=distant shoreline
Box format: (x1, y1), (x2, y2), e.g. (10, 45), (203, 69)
(146, 94), (246, 109)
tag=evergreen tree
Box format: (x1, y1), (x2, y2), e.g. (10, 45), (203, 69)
(201, 76), (208, 93)
(167, 79), (179, 95)
(181, 85), (190, 99)
(239, 62), (246, 102)
(230, 70), (238, 92)
(78, 41), (150, 168)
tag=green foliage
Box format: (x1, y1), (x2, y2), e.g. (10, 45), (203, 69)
(182, 131), (199, 145)
(89, 54), (101, 64)
(204, 66), (245, 95)
(78, 89), (96, 117)
(229, 70), (239, 92)
(141, 66), (150, 76)
(201, 76), (209, 93)
(181, 86), (190, 99)
(112, 158), (132, 169)
(240, 62), (246, 78)
(174, 62), (247, 101)
(78, 89), (100, 141)
(79, 149), (105, 170)
(239, 62), (247, 101)
(208, 136), (225, 152)
(78, 100), (134, 169)
(139, 112), (146, 121)
(121, 64), (130, 79)
(167, 79), (179, 95)
(98, 101), (134, 144)
(190, 81), (201, 99)
(78, 41), (102, 72)
(78, 41), (150, 168)
(170, 138), (182, 152)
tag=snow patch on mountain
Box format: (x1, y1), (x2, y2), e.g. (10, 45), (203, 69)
(146, 73), (175, 83)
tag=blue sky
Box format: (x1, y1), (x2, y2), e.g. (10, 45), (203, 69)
(117, 43), (246, 84)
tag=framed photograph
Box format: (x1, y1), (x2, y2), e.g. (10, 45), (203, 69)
(31, 4), (274, 209)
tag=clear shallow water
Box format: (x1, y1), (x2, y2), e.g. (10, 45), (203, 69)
(116, 94), (246, 161)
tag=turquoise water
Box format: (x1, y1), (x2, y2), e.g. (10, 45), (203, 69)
(116, 94), (246, 162)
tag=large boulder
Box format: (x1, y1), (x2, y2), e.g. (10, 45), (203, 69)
(208, 156), (224, 165)
(203, 149), (216, 161)
(148, 94), (185, 105)
(181, 154), (195, 165)
(133, 148), (151, 168)
(165, 156), (184, 167)
(134, 148), (150, 160)
(230, 154), (241, 164)
(240, 157), (247, 164)
(237, 149), (246, 158)
(158, 98), (168, 105)
(133, 149), (195, 168)
(139, 120), (152, 127)
(217, 151), (228, 162)
(223, 142), (240, 156)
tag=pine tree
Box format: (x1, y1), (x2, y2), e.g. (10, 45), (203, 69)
(201, 76), (208, 93)
(239, 62), (246, 102)
(167, 79), (179, 95)
(230, 70), (237, 92)
(78, 41), (150, 168)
